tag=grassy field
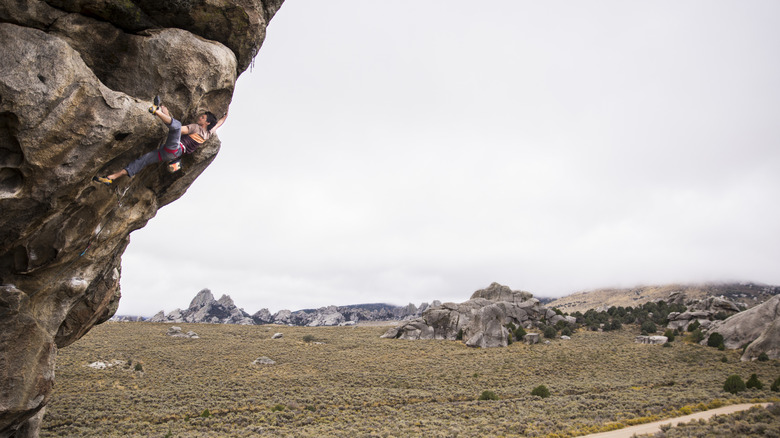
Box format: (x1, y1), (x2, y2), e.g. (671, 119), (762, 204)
(41, 322), (779, 437)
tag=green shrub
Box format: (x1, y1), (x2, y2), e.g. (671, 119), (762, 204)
(200, 409), (211, 418)
(561, 327), (572, 337)
(479, 390), (499, 401)
(723, 375), (746, 394)
(721, 356), (728, 363)
(271, 404), (285, 412)
(543, 326), (557, 339)
(758, 352), (770, 362)
(687, 320), (700, 332)
(514, 326), (526, 340)
(690, 328), (704, 343)
(531, 385), (550, 398)
(771, 376), (780, 392)
(302, 334), (316, 343)
(640, 320), (657, 334)
(707, 332), (724, 348)
(663, 329), (675, 342)
(134, 363), (144, 372)
(456, 328), (463, 341)
(746, 374), (763, 390)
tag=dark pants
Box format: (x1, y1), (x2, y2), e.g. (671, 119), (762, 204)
(125, 118), (183, 177)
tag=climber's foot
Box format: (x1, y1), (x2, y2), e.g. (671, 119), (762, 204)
(92, 176), (113, 186)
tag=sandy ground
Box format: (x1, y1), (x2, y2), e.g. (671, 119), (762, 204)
(579, 403), (771, 438)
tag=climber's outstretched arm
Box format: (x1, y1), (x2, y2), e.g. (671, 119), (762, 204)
(212, 110), (228, 132)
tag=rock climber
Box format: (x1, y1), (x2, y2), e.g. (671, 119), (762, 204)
(93, 96), (227, 185)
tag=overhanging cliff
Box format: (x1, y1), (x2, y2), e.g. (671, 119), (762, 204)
(0, 1), (284, 435)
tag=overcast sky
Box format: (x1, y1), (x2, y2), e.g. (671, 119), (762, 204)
(116, 1), (780, 317)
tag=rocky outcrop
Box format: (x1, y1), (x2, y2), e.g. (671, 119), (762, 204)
(666, 294), (742, 331)
(702, 295), (780, 360)
(381, 283), (561, 348)
(152, 291), (433, 326)
(0, 1), (284, 435)
(150, 289), (254, 325)
(166, 326), (199, 339)
(742, 317), (780, 361)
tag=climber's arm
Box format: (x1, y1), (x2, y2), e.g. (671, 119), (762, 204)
(212, 110), (228, 132)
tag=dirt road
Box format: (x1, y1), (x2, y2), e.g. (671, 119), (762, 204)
(579, 403), (770, 438)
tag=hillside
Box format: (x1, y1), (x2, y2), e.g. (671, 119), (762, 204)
(546, 283), (780, 314)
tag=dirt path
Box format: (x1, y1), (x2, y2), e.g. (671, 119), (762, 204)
(579, 403), (770, 438)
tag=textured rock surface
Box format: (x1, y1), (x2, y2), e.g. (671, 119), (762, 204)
(703, 295), (780, 360)
(381, 283), (556, 348)
(0, 1), (284, 435)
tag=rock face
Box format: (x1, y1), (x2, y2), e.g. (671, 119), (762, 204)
(381, 283), (560, 348)
(0, 1), (284, 435)
(703, 295), (780, 361)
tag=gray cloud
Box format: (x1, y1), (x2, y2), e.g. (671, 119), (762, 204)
(117, 1), (780, 316)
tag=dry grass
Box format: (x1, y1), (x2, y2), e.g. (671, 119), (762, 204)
(41, 323), (780, 437)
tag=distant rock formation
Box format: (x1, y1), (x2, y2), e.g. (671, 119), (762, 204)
(150, 289), (254, 325)
(150, 290), (434, 326)
(381, 283), (564, 348)
(703, 295), (780, 361)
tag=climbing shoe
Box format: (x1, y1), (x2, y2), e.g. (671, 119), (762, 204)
(92, 176), (113, 186)
(149, 96), (161, 114)
(166, 158), (182, 173)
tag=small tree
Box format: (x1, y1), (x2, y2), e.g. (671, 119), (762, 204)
(723, 375), (746, 394)
(746, 374), (763, 390)
(771, 376), (780, 392)
(707, 332), (724, 349)
(543, 325), (557, 339)
(514, 326), (526, 340)
(690, 328), (704, 343)
(687, 320), (700, 332)
(531, 385), (550, 398)
(663, 329), (675, 342)
(640, 320), (657, 334)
